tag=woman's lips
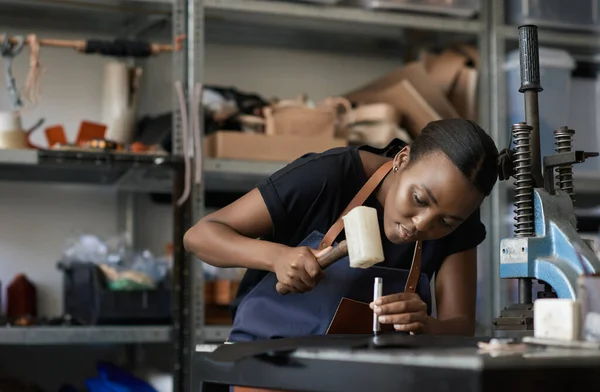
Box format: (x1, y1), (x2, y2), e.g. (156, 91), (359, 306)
(398, 224), (416, 240)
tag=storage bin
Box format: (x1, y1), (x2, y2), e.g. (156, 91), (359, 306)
(506, 0), (597, 32)
(346, 0), (480, 18)
(567, 75), (598, 172)
(505, 47), (576, 167)
(59, 261), (172, 325)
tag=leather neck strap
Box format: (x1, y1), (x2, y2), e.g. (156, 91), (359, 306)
(317, 159), (423, 294)
(319, 160), (393, 249)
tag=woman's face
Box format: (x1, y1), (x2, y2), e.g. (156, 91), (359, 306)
(383, 147), (485, 244)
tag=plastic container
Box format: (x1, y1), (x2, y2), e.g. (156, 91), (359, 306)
(505, 47), (576, 167)
(59, 262), (171, 325)
(506, 0), (597, 32)
(567, 75), (598, 172)
(346, 0), (480, 18)
(6, 274), (37, 320)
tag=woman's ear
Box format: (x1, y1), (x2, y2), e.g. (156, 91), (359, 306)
(393, 146), (411, 171)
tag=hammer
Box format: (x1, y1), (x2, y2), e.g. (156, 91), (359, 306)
(276, 206), (385, 295)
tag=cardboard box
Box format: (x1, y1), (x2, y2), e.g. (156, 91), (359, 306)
(204, 131), (347, 162)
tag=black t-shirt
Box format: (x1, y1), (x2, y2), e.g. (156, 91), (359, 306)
(230, 139), (486, 318)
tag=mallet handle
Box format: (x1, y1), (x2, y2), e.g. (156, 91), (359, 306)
(276, 240), (348, 295)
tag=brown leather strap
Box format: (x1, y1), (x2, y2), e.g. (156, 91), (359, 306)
(319, 160), (394, 249)
(404, 240), (422, 293)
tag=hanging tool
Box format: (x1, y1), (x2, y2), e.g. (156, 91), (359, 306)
(0, 34), (184, 57)
(1, 34), (25, 110)
(493, 25), (600, 336)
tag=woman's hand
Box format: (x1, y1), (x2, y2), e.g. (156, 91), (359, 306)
(273, 246), (331, 293)
(370, 292), (434, 334)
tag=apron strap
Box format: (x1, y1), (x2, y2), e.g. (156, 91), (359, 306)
(404, 240), (422, 293)
(319, 160), (393, 249)
(318, 158), (424, 295)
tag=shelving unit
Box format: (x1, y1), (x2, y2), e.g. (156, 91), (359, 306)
(0, 1), (195, 392)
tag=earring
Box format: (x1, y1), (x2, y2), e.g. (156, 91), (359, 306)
(393, 166), (399, 173)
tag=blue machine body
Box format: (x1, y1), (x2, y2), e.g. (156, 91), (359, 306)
(500, 188), (600, 299)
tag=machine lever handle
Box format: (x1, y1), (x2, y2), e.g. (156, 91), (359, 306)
(518, 25), (543, 93)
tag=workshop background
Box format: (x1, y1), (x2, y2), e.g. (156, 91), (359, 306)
(0, 0), (599, 391)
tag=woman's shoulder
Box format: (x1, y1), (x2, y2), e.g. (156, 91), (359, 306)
(270, 138), (408, 183)
(268, 144), (364, 185)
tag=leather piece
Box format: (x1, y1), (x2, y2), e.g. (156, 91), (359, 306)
(326, 297), (394, 335)
(319, 160), (393, 249)
(404, 241), (422, 293)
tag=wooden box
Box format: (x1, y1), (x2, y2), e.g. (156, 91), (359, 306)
(204, 131), (347, 162)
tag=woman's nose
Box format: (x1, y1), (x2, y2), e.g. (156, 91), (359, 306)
(412, 213), (434, 232)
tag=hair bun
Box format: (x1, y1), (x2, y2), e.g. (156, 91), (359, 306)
(497, 148), (515, 181)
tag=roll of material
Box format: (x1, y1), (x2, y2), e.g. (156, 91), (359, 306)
(101, 61), (142, 144)
(0, 111), (27, 149)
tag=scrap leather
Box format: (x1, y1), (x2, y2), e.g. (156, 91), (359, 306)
(326, 297), (394, 335)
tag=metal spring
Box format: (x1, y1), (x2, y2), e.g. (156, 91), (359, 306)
(554, 126), (575, 204)
(512, 122), (534, 237)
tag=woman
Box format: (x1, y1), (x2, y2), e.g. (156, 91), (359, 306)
(184, 118), (500, 341)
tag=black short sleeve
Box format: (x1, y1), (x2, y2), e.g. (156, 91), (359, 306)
(442, 207), (486, 257)
(256, 148), (361, 246)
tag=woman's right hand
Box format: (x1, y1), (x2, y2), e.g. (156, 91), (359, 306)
(273, 246), (331, 293)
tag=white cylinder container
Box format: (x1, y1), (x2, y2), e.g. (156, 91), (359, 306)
(0, 111), (27, 149)
(342, 206), (385, 269)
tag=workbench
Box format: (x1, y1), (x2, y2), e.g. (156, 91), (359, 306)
(194, 334), (600, 392)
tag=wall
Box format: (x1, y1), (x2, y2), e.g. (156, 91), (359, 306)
(0, 26), (400, 390)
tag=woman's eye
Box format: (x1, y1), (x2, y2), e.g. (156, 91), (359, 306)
(413, 193), (427, 206)
(441, 220), (454, 229)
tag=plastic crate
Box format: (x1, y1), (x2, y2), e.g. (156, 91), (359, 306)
(506, 0), (597, 32)
(505, 47), (576, 167)
(568, 76), (599, 172)
(346, 0), (480, 18)
(59, 261), (172, 325)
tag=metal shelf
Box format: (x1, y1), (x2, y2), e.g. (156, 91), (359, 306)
(203, 325), (231, 343)
(0, 149), (180, 193)
(0, 150), (283, 193)
(204, 158), (285, 193)
(500, 24), (600, 53)
(206, 0), (482, 34)
(0, 325), (171, 345)
(204, 0), (483, 56)
(0, 0), (172, 35)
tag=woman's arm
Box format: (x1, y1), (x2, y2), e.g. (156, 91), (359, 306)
(183, 188), (288, 272)
(429, 247), (478, 336)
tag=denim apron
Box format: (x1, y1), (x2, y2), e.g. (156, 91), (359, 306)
(228, 160), (433, 343)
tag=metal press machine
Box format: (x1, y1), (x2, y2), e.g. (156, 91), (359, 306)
(492, 25), (600, 336)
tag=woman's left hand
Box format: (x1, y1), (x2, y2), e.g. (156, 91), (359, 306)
(370, 292), (433, 334)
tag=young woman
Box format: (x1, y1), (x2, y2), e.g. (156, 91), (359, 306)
(184, 118), (500, 342)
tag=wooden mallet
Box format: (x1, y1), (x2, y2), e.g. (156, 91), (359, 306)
(276, 206), (385, 295)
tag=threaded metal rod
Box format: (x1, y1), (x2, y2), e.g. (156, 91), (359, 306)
(554, 126), (576, 203)
(512, 122), (535, 237)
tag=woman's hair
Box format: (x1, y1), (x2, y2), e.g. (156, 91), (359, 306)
(409, 118), (499, 196)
